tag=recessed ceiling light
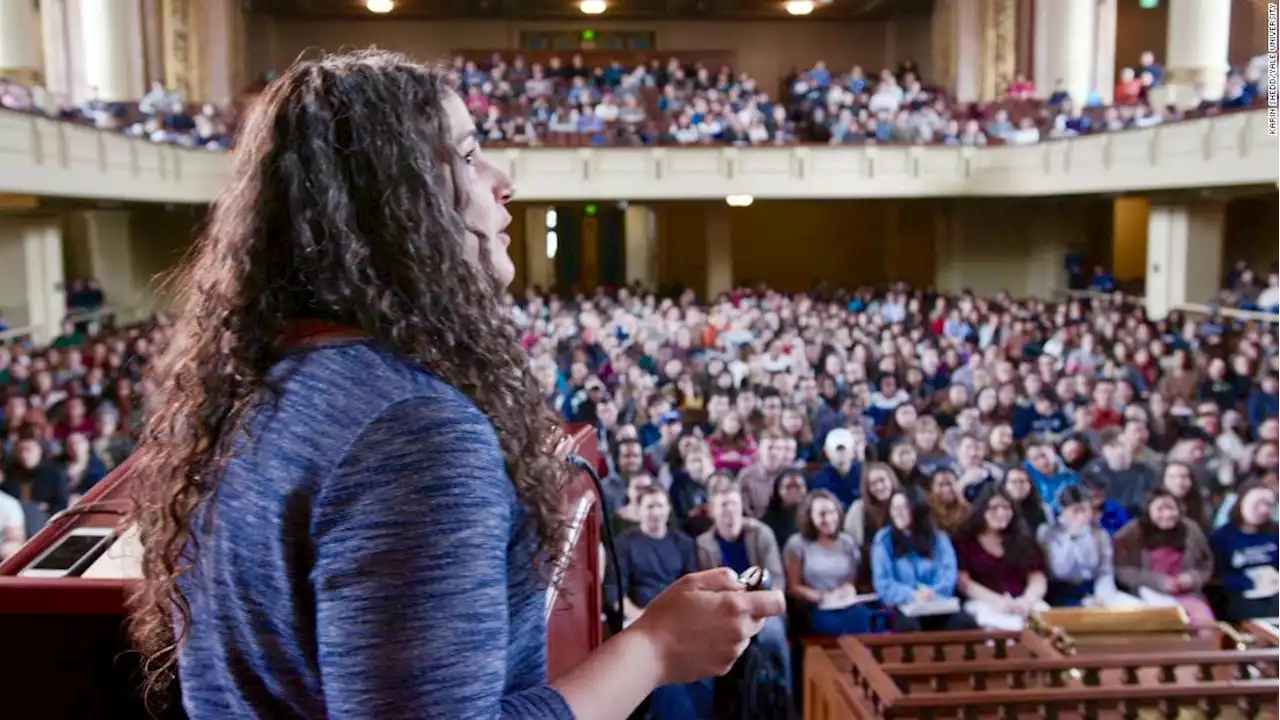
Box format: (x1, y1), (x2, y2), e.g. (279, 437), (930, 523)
(785, 0), (815, 15)
(726, 195), (754, 207)
(366, 0), (394, 13)
(580, 0), (607, 14)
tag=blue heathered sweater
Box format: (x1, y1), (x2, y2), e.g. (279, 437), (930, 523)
(177, 341), (574, 719)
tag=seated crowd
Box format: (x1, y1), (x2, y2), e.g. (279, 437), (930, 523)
(455, 48), (1263, 148)
(526, 280), (1278, 713)
(2, 48), (1265, 152)
(0, 294), (153, 559)
(0, 77), (234, 150)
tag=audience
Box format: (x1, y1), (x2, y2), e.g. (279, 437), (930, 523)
(693, 476), (791, 693)
(871, 488), (975, 631)
(953, 486), (1050, 630)
(0, 299), (152, 560)
(0, 250), (1276, 716)
(4, 49), (1260, 152)
(1037, 485), (1140, 608)
(784, 489), (872, 636)
(1114, 488), (1216, 626)
(1209, 480), (1279, 622)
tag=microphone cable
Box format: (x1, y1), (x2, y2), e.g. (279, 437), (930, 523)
(566, 452), (656, 720)
(565, 452), (626, 638)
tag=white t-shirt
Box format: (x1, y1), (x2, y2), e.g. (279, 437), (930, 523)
(0, 490), (24, 534)
(1257, 285), (1279, 311)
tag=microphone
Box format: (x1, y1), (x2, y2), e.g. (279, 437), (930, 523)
(558, 452), (626, 637)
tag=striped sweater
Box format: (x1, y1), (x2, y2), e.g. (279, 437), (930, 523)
(177, 341), (573, 719)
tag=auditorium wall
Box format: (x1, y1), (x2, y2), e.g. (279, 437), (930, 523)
(257, 17), (935, 88)
(646, 198), (1109, 298)
(933, 198), (1112, 298)
(1224, 191), (1280, 272)
(1112, 196), (1150, 282)
(0, 220), (30, 323)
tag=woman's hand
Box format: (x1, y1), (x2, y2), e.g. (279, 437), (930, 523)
(629, 568), (786, 686)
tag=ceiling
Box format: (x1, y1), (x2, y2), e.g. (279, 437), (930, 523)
(247, 0), (935, 22)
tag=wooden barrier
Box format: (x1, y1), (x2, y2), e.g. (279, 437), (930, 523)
(804, 626), (1280, 720)
(1062, 289), (1280, 325)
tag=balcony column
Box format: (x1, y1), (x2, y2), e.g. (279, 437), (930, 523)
(1146, 202), (1224, 320)
(979, 0), (1018, 102)
(623, 204), (656, 290)
(1092, 0), (1117, 105)
(0, 218), (66, 345)
(524, 205), (554, 292)
(81, 0), (145, 101)
(705, 204), (733, 299)
(1040, 0), (1097, 104)
(934, 0), (984, 102)
(1161, 0), (1232, 106)
(0, 0), (41, 83)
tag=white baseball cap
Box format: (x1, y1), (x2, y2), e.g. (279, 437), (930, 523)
(824, 428), (856, 455)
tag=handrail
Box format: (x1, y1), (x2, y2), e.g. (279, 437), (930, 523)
(65, 305), (119, 326)
(0, 304), (135, 347)
(891, 678), (1278, 709)
(846, 629), (1022, 647)
(1063, 289), (1280, 325)
(0, 325), (37, 344)
(877, 648), (1278, 676)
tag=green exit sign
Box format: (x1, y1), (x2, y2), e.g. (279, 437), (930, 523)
(585, 204), (598, 216)
(1139, 0), (1159, 9)
(581, 29), (596, 41)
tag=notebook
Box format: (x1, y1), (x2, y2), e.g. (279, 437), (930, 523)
(900, 597), (960, 617)
(818, 588), (878, 611)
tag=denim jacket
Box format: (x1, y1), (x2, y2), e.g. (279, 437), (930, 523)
(869, 526), (959, 607)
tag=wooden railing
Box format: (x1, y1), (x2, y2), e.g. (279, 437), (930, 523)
(805, 628), (1280, 720)
(1062, 288), (1280, 325)
(0, 304), (133, 346)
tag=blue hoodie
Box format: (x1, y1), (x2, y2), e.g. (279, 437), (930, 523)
(808, 462), (862, 509)
(1024, 460), (1078, 509)
(1013, 405), (1070, 440)
(1247, 390), (1278, 432)
(869, 526), (959, 608)
(1210, 524), (1280, 594)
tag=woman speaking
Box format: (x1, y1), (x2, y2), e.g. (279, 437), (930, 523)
(127, 50), (784, 719)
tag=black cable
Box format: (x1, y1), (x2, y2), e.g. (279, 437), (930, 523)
(566, 453), (655, 720)
(565, 453), (625, 637)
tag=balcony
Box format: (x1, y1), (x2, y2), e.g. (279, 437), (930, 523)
(0, 109), (1274, 204)
(0, 111), (226, 204)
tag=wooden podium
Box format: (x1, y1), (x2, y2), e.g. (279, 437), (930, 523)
(0, 430), (603, 717)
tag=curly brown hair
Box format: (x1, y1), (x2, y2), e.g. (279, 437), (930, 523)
(126, 50), (569, 703)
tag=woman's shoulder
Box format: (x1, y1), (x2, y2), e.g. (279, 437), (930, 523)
(1112, 519), (1141, 543)
(782, 531), (808, 555)
(835, 532), (860, 553)
(269, 344), (500, 462)
(870, 525), (893, 547)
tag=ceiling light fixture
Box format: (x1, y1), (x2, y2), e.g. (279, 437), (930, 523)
(366, 0), (394, 13)
(726, 195), (754, 207)
(785, 0), (815, 15)
(580, 0), (607, 14)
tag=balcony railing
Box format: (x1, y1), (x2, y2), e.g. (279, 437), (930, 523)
(0, 108), (1275, 204)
